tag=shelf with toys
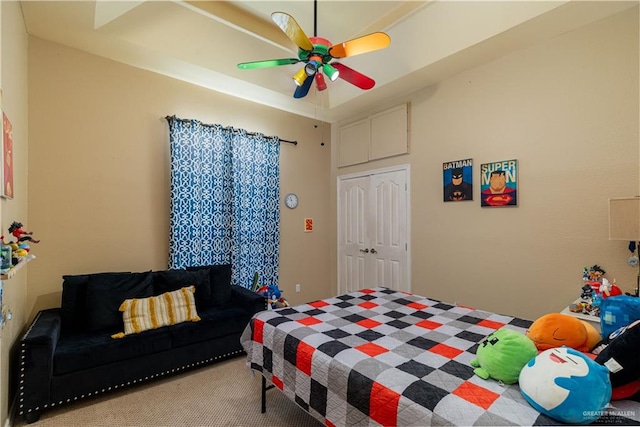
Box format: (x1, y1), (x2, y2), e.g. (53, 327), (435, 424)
(561, 265), (623, 330)
(0, 221), (39, 280)
(1, 254), (36, 280)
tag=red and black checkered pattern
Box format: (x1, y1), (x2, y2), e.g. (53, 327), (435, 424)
(240, 288), (640, 426)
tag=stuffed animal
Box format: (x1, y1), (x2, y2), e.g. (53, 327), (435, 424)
(470, 328), (537, 384)
(599, 278), (623, 299)
(256, 284), (289, 309)
(526, 313), (600, 352)
(593, 319), (640, 400)
(519, 347), (612, 425)
(599, 295), (640, 337)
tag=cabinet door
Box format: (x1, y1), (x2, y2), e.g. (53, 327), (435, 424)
(337, 118), (369, 167)
(370, 104), (408, 160)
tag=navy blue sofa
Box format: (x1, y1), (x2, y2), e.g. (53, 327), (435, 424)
(17, 264), (265, 423)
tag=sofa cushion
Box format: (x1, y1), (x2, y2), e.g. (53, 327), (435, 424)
(60, 274), (90, 333)
(86, 272), (154, 332)
(53, 327), (172, 376)
(153, 269), (211, 310)
(186, 264), (232, 306)
(61, 271), (132, 333)
(112, 286), (201, 338)
(167, 305), (252, 348)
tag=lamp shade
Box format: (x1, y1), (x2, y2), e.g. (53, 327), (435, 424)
(609, 197), (640, 240)
(315, 73), (327, 91)
(323, 63), (339, 81)
(293, 67), (308, 87)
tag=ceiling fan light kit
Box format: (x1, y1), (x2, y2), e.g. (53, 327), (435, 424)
(237, 1), (390, 99)
(293, 67), (308, 86)
(315, 73), (327, 91)
(323, 63), (340, 82)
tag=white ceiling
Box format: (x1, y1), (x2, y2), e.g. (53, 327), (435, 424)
(20, 0), (637, 122)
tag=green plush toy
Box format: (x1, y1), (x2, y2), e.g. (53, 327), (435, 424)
(470, 328), (538, 384)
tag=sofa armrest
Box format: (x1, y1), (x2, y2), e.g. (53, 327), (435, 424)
(230, 285), (266, 315)
(19, 308), (62, 417)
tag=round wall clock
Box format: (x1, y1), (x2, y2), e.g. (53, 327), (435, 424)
(284, 193), (298, 209)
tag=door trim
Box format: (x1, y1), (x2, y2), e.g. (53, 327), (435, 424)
(337, 163), (411, 293)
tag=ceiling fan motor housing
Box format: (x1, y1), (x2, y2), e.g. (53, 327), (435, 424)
(299, 37), (333, 68)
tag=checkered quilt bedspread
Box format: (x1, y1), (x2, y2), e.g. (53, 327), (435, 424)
(240, 287), (640, 426)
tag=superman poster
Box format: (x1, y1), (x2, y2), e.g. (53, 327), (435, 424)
(443, 158), (473, 202)
(480, 159), (518, 207)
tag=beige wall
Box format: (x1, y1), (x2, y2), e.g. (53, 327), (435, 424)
(333, 7), (639, 321)
(0, 2), (29, 426)
(27, 37), (333, 312)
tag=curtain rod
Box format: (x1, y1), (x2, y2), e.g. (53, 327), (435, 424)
(164, 116), (298, 146)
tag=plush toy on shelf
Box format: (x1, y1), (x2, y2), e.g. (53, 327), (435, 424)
(599, 278), (623, 299)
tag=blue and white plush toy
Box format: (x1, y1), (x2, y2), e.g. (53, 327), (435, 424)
(519, 347), (611, 425)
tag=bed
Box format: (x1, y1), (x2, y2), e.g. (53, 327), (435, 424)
(240, 287), (640, 426)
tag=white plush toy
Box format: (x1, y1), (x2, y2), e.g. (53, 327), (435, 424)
(519, 347), (611, 425)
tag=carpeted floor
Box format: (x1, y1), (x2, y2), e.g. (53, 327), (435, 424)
(12, 356), (321, 427)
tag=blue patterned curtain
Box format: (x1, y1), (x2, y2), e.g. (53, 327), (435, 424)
(168, 116), (280, 288)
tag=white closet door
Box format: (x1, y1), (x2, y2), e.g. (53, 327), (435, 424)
(338, 166), (410, 294)
(369, 170), (408, 291)
(338, 176), (368, 294)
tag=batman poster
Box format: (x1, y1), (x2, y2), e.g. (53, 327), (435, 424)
(443, 158), (473, 202)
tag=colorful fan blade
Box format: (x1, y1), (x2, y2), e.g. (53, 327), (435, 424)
(237, 58), (300, 70)
(293, 75), (313, 99)
(331, 63), (375, 90)
(272, 12), (314, 52)
(329, 32), (391, 58)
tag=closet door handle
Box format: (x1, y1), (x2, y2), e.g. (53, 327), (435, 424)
(370, 248), (377, 254)
(359, 248), (369, 253)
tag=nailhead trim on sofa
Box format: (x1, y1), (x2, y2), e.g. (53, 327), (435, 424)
(18, 341), (243, 416)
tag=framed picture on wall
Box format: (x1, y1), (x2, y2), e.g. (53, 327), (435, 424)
(2, 111), (14, 199)
(443, 158), (473, 202)
(480, 159), (518, 207)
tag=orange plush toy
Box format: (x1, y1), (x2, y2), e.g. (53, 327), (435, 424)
(526, 313), (601, 353)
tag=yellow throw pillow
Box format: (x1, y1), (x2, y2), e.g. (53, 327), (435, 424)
(112, 286), (201, 338)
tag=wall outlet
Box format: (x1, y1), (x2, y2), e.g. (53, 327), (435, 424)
(295, 283), (301, 293)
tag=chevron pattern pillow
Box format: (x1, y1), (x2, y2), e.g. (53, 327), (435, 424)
(112, 286), (201, 338)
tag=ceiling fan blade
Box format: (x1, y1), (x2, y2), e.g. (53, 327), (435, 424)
(293, 75), (314, 99)
(329, 32), (391, 59)
(332, 63), (375, 90)
(272, 12), (314, 52)
(237, 58), (300, 70)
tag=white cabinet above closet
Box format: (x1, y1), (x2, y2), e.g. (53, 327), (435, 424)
(337, 103), (409, 167)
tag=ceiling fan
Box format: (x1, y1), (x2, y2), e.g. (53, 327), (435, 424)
(237, 0), (391, 99)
